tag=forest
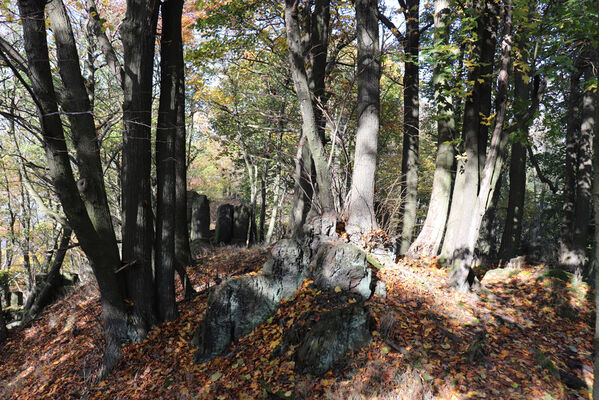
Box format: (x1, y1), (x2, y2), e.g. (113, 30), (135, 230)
(0, 0), (597, 398)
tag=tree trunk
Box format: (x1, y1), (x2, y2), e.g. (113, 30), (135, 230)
(476, 0), (500, 174)
(290, 135), (314, 236)
(398, 0), (420, 254)
(591, 53), (599, 400)
(17, 0), (128, 376)
(346, 0), (380, 235)
(290, 0), (331, 231)
(259, 168), (267, 242)
(449, 1), (513, 291)
(266, 170), (285, 244)
(0, 301), (6, 342)
(155, 0), (182, 322)
(22, 227), (72, 323)
(478, 171), (503, 260)
(120, 0), (160, 338)
(406, 0), (453, 258)
(499, 24), (532, 261)
(570, 58), (596, 275)
(441, 0), (499, 262)
(285, 0), (335, 216)
(171, 3), (195, 299)
(559, 67), (582, 268)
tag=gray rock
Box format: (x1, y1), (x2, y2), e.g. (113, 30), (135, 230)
(232, 204), (251, 244)
(313, 241), (372, 299)
(373, 281), (387, 299)
(194, 275), (283, 363)
(188, 192), (211, 241)
(194, 239), (309, 363)
(295, 303), (372, 376)
(215, 204), (234, 244)
(9, 291), (22, 307)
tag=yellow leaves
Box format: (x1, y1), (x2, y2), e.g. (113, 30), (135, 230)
(269, 338), (281, 350)
(334, 286), (342, 293)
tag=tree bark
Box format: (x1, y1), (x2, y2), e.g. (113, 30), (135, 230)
(449, 1), (513, 290)
(346, 0), (380, 235)
(0, 301), (6, 342)
(499, 54), (530, 260)
(559, 67), (583, 268)
(441, 0), (499, 262)
(22, 227), (72, 323)
(285, 0), (335, 217)
(290, 0), (331, 231)
(172, 6), (195, 299)
(398, 0), (420, 254)
(17, 0), (128, 376)
(120, 0), (160, 338)
(155, 0), (182, 322)
(591, 52), (599, 400)
(476, 0), (500, 174)
(569, 58), (596, 275)
(406, 0), (454, 259)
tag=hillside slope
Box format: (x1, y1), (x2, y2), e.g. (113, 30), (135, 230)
(0, 247), (594, 399)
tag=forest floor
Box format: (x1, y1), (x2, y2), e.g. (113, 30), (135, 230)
(0, 246), (595, 399)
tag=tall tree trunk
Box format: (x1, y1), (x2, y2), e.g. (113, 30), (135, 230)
(591, 53), (599, 400)
(346, 0), (380, 235)
(476, 0), (500, 173)
(0, 301), (6, 342)
(120, 0), (160, 338)
(499, 48), (530, 260)
(478, 171), (503, 260)
(559, 68), (583, 267)
(569, 57), (596, 275)
(406, 0), (453, 258)
(290, 0), (331, 231)
(266, 170), (285, 244)
(155, 0), (182, 322)
(290, 136), (314, 236)
(398, 0), (420, 254)
(449, 1), (513, 290)
(259, 168), (267, 242)
(171, 3), (195, 300)
(285, 0), (334, 216)
(17, 0), (128, 376)
(441, 0), (498, 262)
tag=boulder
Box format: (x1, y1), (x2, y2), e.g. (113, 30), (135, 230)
(232, 204), (251, 244)
(9, 291), (22, 307)
(188, 192), (211, 241)
(215, 204), (234, 244)
(295, 303), (372, 376)
(193, 239), (309, 363)
(313, 241), (372, 299)
(193, 275), (283, 363)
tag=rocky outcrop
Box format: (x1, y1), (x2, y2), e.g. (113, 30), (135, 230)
(313, 241), (372, 299)
(193, 218), (376, 374)
(232, 204), (251, 244)
(188, 192), (211, 241)
(295, 303), (372, 375)
(193, 239), (309, 363)
(215, 204), (234, 244)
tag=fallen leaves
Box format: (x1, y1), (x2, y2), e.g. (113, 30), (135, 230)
(0, 249), (594, 400)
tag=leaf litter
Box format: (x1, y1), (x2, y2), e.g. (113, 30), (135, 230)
(0, 247), (594, 399)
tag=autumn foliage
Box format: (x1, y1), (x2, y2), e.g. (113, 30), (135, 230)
(0, 247), (594, 399)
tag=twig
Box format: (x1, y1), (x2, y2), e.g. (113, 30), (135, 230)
(114, 260), (137, 274)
